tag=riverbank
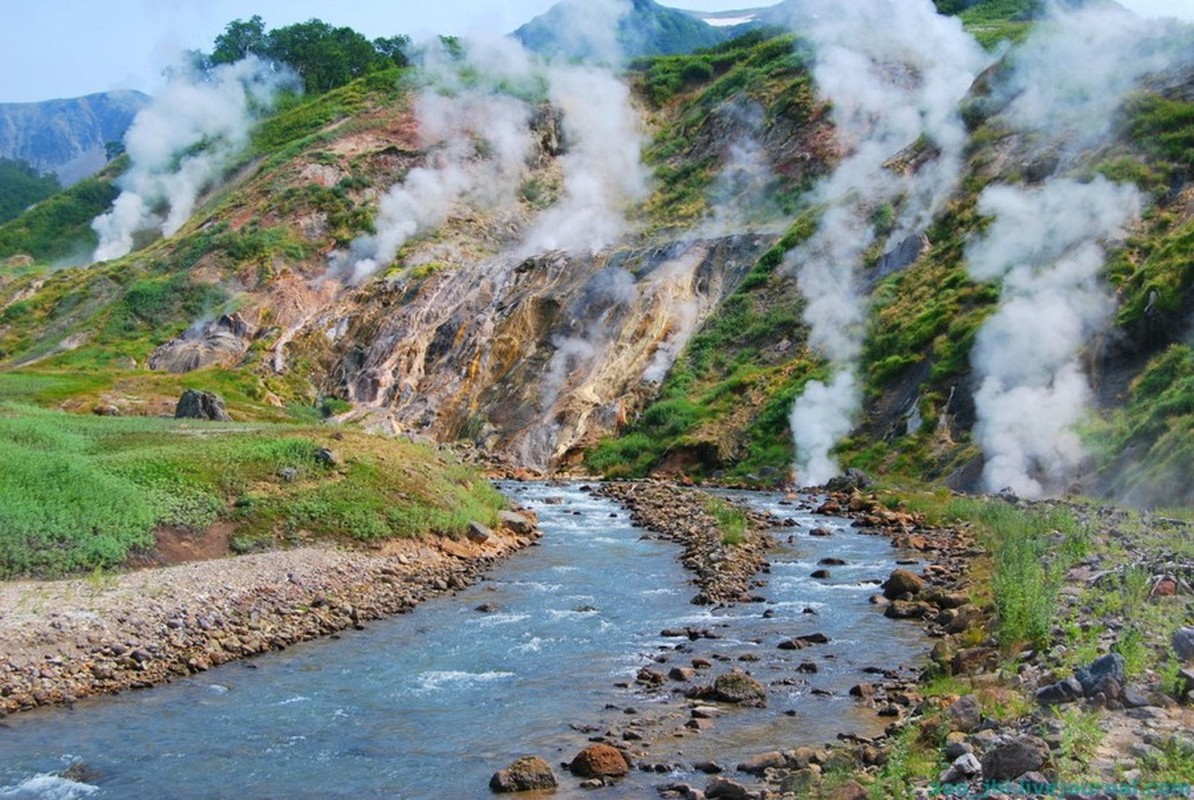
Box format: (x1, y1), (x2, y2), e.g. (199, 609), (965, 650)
(0, 511), (539, 716)
(580, 482), (1193, 799)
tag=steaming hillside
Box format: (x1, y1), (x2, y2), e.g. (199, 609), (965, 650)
(1, 1), (1192, 509)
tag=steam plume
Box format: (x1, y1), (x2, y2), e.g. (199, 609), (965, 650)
(782, 0), (987, 485)
(92, 56), (294, 262)
(963, 3), (1193, 496)
(517, 64), (649, 256)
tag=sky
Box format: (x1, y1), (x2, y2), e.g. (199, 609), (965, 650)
(0, 0), (1191, 103)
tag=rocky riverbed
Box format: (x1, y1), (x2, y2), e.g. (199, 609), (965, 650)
(508, 483), (1193, 800)
(0, 510), (540, 716)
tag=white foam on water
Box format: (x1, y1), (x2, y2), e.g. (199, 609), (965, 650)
(467, 612), (532, 627)
(276, 695), (311, 706)
(413, 670), (516, 694)
(0, 774), (99, 800)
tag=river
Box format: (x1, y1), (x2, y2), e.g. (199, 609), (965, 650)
(0, 483), (926, 799)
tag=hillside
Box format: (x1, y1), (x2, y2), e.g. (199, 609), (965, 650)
(0, 3), (1191, 518)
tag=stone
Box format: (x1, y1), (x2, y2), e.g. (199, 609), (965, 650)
(1173, 627), (1194, 662)
(174, 389), (231, 421)
(811, 569), (831, 579)
(779, 768), (820, 794)
(693, 761), (723, 774)
(944, 740), (973, 759)
(882, 569), (924, 600)
(706, 777), (750, 800)
(465, 521), (492, 544)
(711, 672), (767, 705)
(314, 447), (340, 466)
(1122, 686), (1152, 708)
(951, 647), (997, 675)
(499, 510), (536, 535)
(489, 756), (558, 793)
(669, 667), (696, 682)
(637, 667), (666, 686)
(830, 779), (869, 800)
(691, 706), (722, 719)
(884, 600), (930, 619)
(1075, 653), (1125, 697)
(946, 694), (982, 733)
(568, 744), (631, 778)
(980, 735), (1050, 781)
(736, 751), (785, 775)
(940, 752), (982, 784)
(579, 778), (604, 789)
(1036, 676), (1083, 706)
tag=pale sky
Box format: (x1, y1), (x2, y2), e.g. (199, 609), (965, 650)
(0, 0), (1189, 103)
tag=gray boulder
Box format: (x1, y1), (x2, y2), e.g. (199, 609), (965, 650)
(980, 735), (1050, 782)
(1173, 627), (1194, 662)
(1075, 653), (1125, 697)
(174, 389), (231, 421)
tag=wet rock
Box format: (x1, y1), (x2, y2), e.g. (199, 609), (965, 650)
(980, 735), (1050, 781)
(489, 755), (558, 793)
(849, 682), (874, 698)
(174, 389), (231, 422)
(691, 706), (722, 719)
(578, 778), (604, 789)
(706, 777), (751, 800)
(636, 667), (666, 686)
(810, 569), (831, 579)
(736, 751), (785, 775)
(883, 600), (930, 619)
(669, 667), (696, 682)
(1075, 653), (1125, 697)
(940, 752), (982, 784)
(881, 569), (924, 600)
(710, 671), (767, 705)
(693, 761), (723, 774)
(568, 744), (630, 778)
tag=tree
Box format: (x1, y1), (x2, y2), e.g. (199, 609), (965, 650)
(211, 16), (268, 65)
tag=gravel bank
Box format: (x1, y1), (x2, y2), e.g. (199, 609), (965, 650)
(0, 514), (539, 716)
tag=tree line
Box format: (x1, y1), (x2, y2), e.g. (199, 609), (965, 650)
(206, 16), (411, 95)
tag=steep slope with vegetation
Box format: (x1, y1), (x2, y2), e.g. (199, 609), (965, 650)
(0, 0), (1188, 590)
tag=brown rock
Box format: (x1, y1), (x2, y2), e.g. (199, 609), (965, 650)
(882, 569), (924, 600)
(568, 743), (631, 778)
(489, 755), (558, 793)
(737, 751), (785, 775)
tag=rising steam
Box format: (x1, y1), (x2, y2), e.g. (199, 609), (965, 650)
(963, 4), (1193, 497)
(91, 57), (295, 262)
(781, 0), (987, 486)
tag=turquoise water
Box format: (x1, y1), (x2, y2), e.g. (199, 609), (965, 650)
(0, 484), (925, 799)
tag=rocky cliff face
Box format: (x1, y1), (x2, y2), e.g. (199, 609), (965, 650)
(0, 91), (148, 185)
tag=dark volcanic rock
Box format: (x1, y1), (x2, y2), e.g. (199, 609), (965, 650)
(1075, 653), (1125, 697)
(174, 389), (232, 422)
(980, 735), (1050, 781)
(489, 755), (558, 793)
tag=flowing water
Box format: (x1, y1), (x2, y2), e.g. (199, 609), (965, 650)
(0, 483), (926, 799)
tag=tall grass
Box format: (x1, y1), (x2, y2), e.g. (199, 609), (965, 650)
(0, 403), (505, 578)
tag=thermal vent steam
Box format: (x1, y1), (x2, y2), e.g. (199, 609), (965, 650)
(91, 57), (293, 262)
(517, 65), (648, 256)
(782, 0), (986, 486)
(963, 4), (1191, 497)
(966, 179), (1140, 497)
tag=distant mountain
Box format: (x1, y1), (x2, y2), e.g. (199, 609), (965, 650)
(514, 0), (727, 60)
(0, 90), (149, 187)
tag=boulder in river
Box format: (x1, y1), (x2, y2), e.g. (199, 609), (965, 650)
(710, 671), (767, 706)
(174, 389), (232, 421)
(489, 755), (558, 793)
(568, 743), (631, 778)
(881, 568), (924, 600)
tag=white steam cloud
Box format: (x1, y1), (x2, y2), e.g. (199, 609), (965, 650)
(517, 65), (649, 256)
(782, 0), (987, 486)
(333, 38), (537, 284)
(962, 3), (1193, 497)
(967, 179), (1141, 497)
(91, 56), (294, 262)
